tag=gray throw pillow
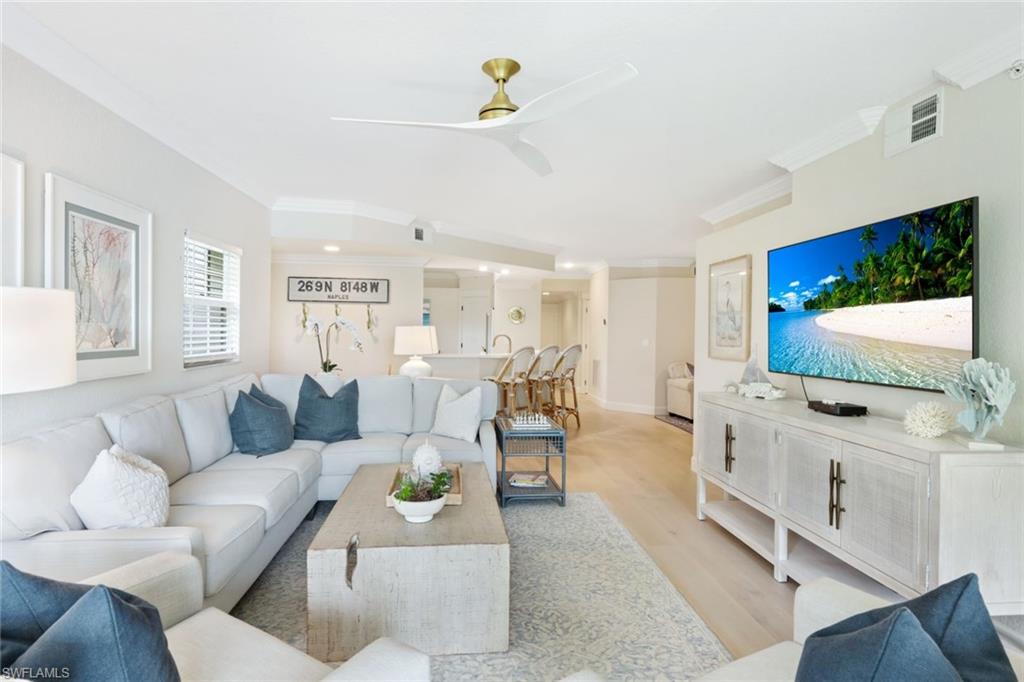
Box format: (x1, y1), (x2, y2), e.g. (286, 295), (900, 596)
(229, 384), (294, 455)
(294, 374), (361, 443)
(1, 561), (179, 681)
(797, 573), (1015, 682)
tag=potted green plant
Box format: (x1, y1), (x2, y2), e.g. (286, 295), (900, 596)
(391, 470), (452, 523)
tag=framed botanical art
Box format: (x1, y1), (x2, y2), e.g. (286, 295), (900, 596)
(708, 255), (751, 361)
(44, 173), (152, 381)
(1, 153), (25, 286)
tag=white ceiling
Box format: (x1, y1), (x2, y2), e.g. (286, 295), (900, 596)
(7, 2), (1020, 263)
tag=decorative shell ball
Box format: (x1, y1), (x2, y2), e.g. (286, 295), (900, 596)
(412, 439), (442, 481)
(904, 401), (955, 439)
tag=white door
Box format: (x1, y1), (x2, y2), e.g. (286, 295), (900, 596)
(778, 426), (841, 545)
(839, 443), (929, 591)
(731, 413), (774, 507)
(579, 296), (591, 393)
(459, 293), (490, 355)
(699, 404), (732, 484)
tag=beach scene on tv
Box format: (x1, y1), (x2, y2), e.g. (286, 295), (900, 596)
(768, 198), (974, 391)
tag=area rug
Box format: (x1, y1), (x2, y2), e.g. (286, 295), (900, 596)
(232, 493), (731, 681)
(656, 413), (694, 434)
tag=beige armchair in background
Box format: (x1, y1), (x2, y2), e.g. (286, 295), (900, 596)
(666, 362), (694, 420)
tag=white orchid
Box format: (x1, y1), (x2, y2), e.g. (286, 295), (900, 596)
(297, 303), (365, 373)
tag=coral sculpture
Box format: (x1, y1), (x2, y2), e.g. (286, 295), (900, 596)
(904, 401), (955, 439)
(412, 438), (442, 481)
(943, 358), (1017, 440)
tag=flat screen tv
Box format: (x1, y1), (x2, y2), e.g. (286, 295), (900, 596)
(767, 197), (977, 392)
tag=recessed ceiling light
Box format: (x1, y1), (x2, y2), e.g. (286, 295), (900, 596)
(563, 262), (575, 269)
(478, 264), (489, 272)
(500, 268), (510, 276)
(542, 291), (551, 296)
(323, 245), (340, 253)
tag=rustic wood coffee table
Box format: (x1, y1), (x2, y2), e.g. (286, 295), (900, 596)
(307, 462), (510, 661)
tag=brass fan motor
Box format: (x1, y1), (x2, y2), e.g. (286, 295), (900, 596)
(478, 58), (521, 120)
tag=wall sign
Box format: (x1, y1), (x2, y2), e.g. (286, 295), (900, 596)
(287, 276), (390, 304)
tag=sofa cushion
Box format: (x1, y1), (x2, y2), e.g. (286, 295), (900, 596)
(293, 439), (326, 453)
(99, 396), (192, 484)
(320, 434), (405, 477)
(173, 385), (234, 471)
(295, 375), (360, 443)
(205, 449), (321, 495)
(166, 607), (330, 682)
(70, 445), (170, 530)
(355, 375), (413, 434)
(230, 388), (295, 456)
(1, 417), (111, 541)
(403, 432), (482, 463)
(796, 608), (960, 682)
(169, 469), (298, 530)
(697, 641), (801, 681)
(218, 373), (262, 413)
(166, 505), (264, 596)
(430, 384), (482, 443)
(259, 373), (343, 423)
(412, 377), (497, 433)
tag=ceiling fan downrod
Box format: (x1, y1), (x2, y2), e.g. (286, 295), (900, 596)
(478, 58), (521, 120)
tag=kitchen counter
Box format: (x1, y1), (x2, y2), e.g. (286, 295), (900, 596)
(426, 353), (510, 380)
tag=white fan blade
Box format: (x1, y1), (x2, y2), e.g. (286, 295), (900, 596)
(329, 116), (501, 131)
(512, 63), (638, 125)
(504, 136), (553, 176)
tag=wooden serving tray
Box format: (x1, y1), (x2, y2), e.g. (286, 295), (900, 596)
(385, 464), (463, 507)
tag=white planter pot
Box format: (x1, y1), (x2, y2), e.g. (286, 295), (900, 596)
(391, 493), (447, 523)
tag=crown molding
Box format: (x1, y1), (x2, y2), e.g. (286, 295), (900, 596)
(768, 106), (887, 173)
(272, 197), (418, 225)
(2, 4), (272, 206)
(699, 174), (793, 225)
(934, 29), (1024, 90)
(271, 253), (429, 267)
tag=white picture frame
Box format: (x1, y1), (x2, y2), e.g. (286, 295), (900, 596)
(708, 254), (751, 362)
(44, 173), (152, 381)
(1, 153), (25, 286)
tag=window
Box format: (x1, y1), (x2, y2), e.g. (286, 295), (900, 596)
(183, 235), (240, 367)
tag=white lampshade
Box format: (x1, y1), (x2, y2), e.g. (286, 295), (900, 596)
(1, 287), (77, 395)
(393, 326), (438, 356)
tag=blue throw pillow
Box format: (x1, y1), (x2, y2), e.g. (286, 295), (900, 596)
(0, 561), (178, 681)
(797, 574), (1015, 682)
(229, 384), (294, 455)
(797, 607), (959, 681)
(294, 374), (360, 443)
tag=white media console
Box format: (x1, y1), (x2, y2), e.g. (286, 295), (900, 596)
(696, 392), (1024, 615)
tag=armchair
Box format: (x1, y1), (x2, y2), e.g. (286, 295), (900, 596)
(666, 362), (694, 420)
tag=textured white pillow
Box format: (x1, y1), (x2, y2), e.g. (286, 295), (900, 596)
(430, 384), (482, 443)
(70, 445), (170, 530)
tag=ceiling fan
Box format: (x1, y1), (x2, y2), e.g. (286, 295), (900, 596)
(331, 58), (638, 176)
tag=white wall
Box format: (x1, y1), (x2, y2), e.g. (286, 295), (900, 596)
(492, 279), (542, 351)
(589, 269), (610, 401)
(606, 278), (659, 412)
(424, 286), (459, 353)
(655, 277), (695, 412)
(561, 296), (581, 348)
(695, 75), (1024, 446)
(0, 48), (272, 440)
(541, 302), (563, 348)
(269, 260), (423, 376)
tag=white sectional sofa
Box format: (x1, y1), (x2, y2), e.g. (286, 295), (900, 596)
(1, 373), (498, 611)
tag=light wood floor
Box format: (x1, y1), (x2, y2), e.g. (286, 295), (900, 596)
(510, 396), (796, 659)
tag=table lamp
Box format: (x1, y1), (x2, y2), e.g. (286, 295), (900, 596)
(1, 287), (77, 394)
(394, 326), (438, 378)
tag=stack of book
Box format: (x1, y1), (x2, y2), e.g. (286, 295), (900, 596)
(508, 473), (548, 488)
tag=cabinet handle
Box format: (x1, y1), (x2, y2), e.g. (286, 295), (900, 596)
(835, 461), (846, 530)
(724, 423), (736, 472)
(828, 459), (836, 527)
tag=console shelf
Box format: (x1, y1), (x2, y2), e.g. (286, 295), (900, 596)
(696, 392), (1024, 615)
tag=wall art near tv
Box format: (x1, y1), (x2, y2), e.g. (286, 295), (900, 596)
(44, 173), (152, 381)
(768, 197), (976, 391)
(708, 254), (751, 362)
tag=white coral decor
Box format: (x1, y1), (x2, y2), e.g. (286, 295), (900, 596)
(904, 401), (955, 439)
(943, 358), (1017, 440)
(412, 438), (442, 481)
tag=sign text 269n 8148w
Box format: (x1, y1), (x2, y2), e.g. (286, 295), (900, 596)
(287, 277), (390, 304)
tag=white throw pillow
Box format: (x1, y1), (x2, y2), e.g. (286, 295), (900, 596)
(430, 384), (482, 443)
(70, 445), (170, 530)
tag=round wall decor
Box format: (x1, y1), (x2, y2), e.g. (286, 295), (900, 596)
(507, 306), (526, 325)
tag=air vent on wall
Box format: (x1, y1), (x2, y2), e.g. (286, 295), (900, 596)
(408, 220), (434, 244)
(884, 88), (943, 158)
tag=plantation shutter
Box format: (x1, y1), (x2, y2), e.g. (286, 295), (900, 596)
(183, 236), (241, 367)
